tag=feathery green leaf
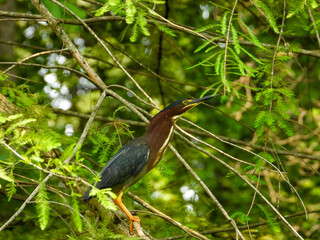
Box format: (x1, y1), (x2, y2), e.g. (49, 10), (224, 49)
(71, 198), (83, 232)
(221, 11), (229, 35)
(231, 24), (241, 54)
(257, 204), (281, 233)
(0, 166), (13, 182)
(36, 181), (50, 230)
(254, 0), (279, 33)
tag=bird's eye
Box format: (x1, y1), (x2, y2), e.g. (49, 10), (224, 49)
(182, 100), (189, 105)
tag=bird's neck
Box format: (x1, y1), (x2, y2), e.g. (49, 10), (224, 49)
(145, 114), (175, 169)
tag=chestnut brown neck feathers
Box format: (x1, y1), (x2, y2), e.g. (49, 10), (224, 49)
(145, 110), (175, 170)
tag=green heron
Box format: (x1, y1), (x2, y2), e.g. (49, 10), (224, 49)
(83, 95), (213, 232)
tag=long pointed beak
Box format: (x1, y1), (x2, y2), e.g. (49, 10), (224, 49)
(189, 95), (214, 105)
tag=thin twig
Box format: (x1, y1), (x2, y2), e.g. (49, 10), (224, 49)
(169, 144), (245, 240)
(0, 90), (107, 232)
(179, 118), (307, 215)
(307, 6), (320, 48)
(0, 62), (90, 80)
(54, 108), (320, 161)
(3, 49), (69, 74)
(175, 132), (304, 240)
(127, 192), (210, 240)
(50, 0), (156, 107)
(159, 210), (320, 240)
(30, 0), (149, 124)
(2, 10), (320, 58)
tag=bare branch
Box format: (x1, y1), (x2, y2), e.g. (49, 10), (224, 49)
(175, 131), (304, 240)
(127, 192), (210, 240)
(159, 210), (320, 240)
(0, 90), (107, 232)
(2, 10), (320, 58)
(169, 144), (246, 240)
(307, 6), (320, 48)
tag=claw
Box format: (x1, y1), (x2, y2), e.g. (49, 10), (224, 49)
(129, 215), (141, 234)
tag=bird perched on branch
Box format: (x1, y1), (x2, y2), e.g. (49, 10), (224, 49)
(83, 95), (213, 233)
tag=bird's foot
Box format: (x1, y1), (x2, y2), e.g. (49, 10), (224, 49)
(129, 215), (141, 234)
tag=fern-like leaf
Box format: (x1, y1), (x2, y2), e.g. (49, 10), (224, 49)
(231, 24), (241, 54)
(229, 49), (246, 75)
(5, 118), (36, 135)
(89, 187), (117, 211)
(6, 180), (16, 201)
(240, 46), (263, 64)
(36, 182), (50, 230)
(125, 0), (137, 24)
(93, 2), (111, 17)
(220, 58), (231, 92)
(137, 12), (150, 36)
(215, 52), (223, 75)
(0, 166), (13, 182)
(239, 19), (265, 49)
(71, 198), (83, 232)
(194, 40), (212, 53)
(254, 0), (279, 33)
(254, 111), (273, 136)
(257, 204), (281, 232)
(231, 211), (251, 224)
(153, 21), (177, 37)
(221, 11), (229, 35)
(130, 21), (139, 42)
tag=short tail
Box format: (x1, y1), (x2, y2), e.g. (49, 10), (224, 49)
(83, 187), (93, 202)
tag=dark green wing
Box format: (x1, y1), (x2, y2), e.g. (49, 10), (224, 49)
(96, 138), (149, 189)
(83, 138), (149, 202)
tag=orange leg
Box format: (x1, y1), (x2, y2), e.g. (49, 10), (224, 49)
(113, 190), (140, 233)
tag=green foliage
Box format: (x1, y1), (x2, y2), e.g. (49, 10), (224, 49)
(89, 125), (122, 164)
(88, 115), (133, 165)
(125, 0), (137, 24)
(85, 217), (129, 239)
(36, 177), (51, 230)
(194, 38), (217, 53)
(0, 78), (38, 109)
(254, 110), (294, 136)
(221, 11), (230, 35)
(240, 46), (263, 64)
(71, 196), (83, 232)
(230, 211), (251, 224)
(1, 113), (61, 164)
(153, 21), (177, 37)
(157, 160), (175, 177)
(0, 166), (13, 183)
(88, 187), (117, 211)
(287, 0), (307, 18)
(254, 88), (298, 136)
(231, 24), (241, 54)
(130, 21), (139, 42)
(5, 179), (16, 202)
(2, 0), (320, 239)
(191, 14), (265, 93)
(94, 0), (124, 17)
(253, 0), (279, 33)
(94, 0), (164, 42)
(257, 204), (281, 233)
(253, 152), (274, 173)
(239, 19), (265, 50)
